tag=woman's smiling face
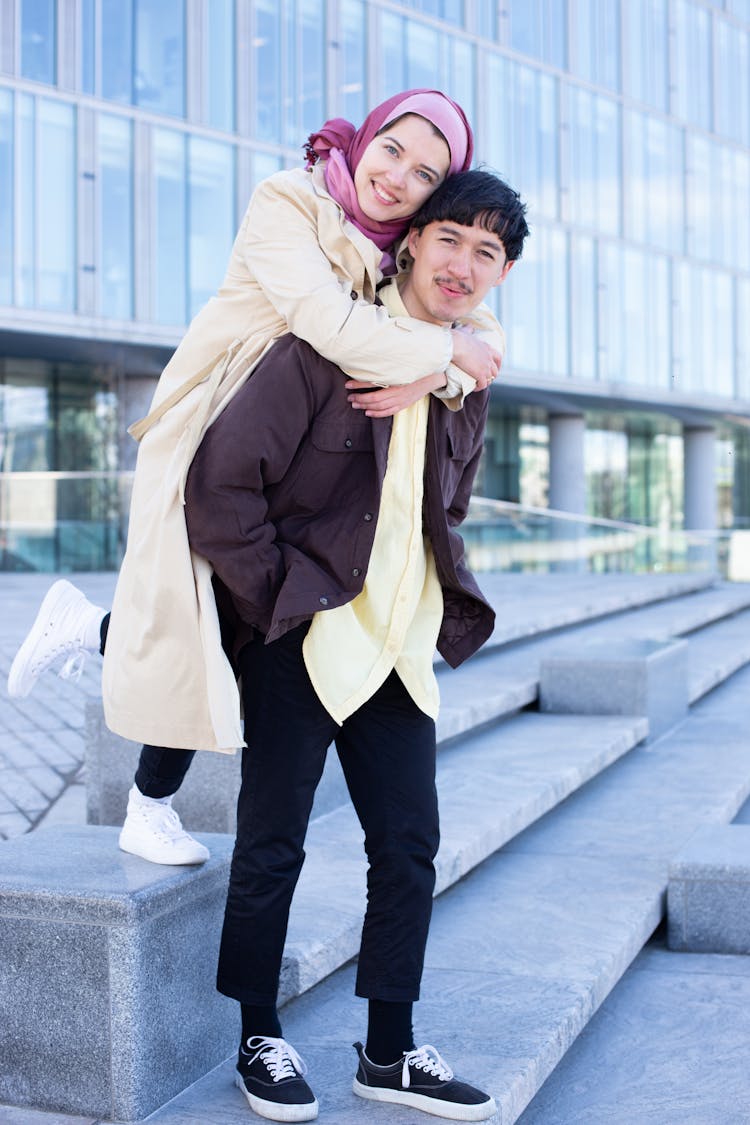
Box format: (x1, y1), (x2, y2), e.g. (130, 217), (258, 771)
(353, 114), (451, 224)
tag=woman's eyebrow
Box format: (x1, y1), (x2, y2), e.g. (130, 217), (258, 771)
(381, 134), (440, 179)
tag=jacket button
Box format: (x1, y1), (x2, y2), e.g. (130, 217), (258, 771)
(319, 596), (329, 606)
(351, 291), (358, 300)
(352, 568), (361, 577)
(363, 512), (373, 521)
(344, 438), (352, 448)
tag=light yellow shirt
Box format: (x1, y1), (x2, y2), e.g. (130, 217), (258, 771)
(302, 280), (445, 724)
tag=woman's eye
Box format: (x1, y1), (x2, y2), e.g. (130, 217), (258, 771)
(384, 144), (398, 156)
(416, 169), (432, 182)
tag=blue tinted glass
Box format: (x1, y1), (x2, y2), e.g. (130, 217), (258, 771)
(570, 235), (597, 380)
(98, 115), (133, 319)
(188, 138), (235, 319)
(447, 38), (474, 125)
(81, 0), (96, 94)
(715, 20), (749, 145)
(378, 12), (406, 102)
(20, 0), (56, 85)
(135, 0), (185, 117)
(253, 0), (281, 142)
(0, 90), (12, 305)
(37, 99), (76, 311)
(475, 4), (497, 39)
(17, 96), (35, 307)
(509, 0), (540, 58)
(251, 151), (283, 191)
(339, 0), (366, 123)
(206, 0), (235, 130)
(102, 0), (133, 103)
(571, 0), (620, 90)
(406, 20), (440, 88)
(623, 0), (667, 110)
(153, 130), (186, 325)
(299, 0), (325, 138)
(673, 0), (711, 129)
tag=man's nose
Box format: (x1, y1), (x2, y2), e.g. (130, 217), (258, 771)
(447, 247), (472, 278)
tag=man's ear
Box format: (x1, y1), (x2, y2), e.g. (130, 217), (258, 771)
(493, 259), (515, 287)
(407, 227), (422, 258)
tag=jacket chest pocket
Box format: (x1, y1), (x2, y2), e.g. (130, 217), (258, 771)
(446, 429), (475, 464)
(288, 418), (375, 512)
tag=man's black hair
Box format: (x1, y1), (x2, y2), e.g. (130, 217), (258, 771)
(410, 169), (530, 261)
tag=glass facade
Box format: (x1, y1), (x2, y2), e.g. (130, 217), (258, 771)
(0, 0), (748, 568)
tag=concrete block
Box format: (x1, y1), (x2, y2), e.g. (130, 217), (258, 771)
(0, 825), (237, 1120)
(85, 701), (348, 831)
(668, 824), (750, 954)
(539, 637), (688, 741)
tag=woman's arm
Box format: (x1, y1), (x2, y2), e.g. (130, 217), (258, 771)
(242, 172), (500, 389)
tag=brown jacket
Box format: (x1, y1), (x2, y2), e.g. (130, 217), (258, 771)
(184, 334), (495, 669)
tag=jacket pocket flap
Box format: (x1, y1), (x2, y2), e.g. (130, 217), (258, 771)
(447, 429), (475, 461)
(311, 419), (374, 453)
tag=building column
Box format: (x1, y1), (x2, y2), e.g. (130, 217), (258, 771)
(683, 426), (717, 530)
(548, 413), (586, 515)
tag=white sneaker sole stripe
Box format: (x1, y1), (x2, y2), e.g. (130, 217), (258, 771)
(235, 1074), (318, 1121)
(352, 1076), (497, 1121)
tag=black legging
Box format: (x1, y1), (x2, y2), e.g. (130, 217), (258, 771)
(99, 612), (196, 799)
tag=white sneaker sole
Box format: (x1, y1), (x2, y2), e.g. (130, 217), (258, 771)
(118, 827), (209, 866)
(352, 1077), (497, 1121)
(8, 580), (78, 698)
(235, 1074), (319, 1121)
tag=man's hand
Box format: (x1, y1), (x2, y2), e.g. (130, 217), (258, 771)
(346, 372), (448, 418)
(450, 327), (502, 391)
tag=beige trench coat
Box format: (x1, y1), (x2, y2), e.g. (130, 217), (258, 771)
(102, 164), (497, 753)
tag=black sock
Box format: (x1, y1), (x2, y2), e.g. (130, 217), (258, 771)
(365, 999), (415, 1065)
(240, 1003), (282, 1047)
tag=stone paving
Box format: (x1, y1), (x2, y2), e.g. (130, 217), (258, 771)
(0, 573), (116, 840)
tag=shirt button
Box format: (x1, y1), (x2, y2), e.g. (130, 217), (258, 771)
(352, 568), (361, 577)
(344, 438), (352, 448)
(319, 596), (329, 606)
(364, 512), (373, 522)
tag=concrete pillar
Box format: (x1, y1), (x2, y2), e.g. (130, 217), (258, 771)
(548, 413), (586, 515)
(683, 426), (717, 530)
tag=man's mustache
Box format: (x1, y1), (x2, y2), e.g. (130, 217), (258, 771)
(434, 276), (472, 296)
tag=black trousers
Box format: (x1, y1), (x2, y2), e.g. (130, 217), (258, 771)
(99, 612), (196, 799)
(217, 624), (440, 1005)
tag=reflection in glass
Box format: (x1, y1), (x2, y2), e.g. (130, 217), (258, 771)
(17, 96), (34, 308)
(99, 115), (133, 319)
(673, 262), (734, 397)
(378, 12), (406, 100)
(622, 0), (667, 110)
(206, 0), (235, 131)
(567, 88), (620, 236)
(339, 0), (366, 124)
(737, 279), (750, 400)
(673, 0), (711, 130)
(253, 0), (281, 142)
(299, 0), (325, 139)
(37, 100), (76, 311)
(153, 129), (186, 325)
(715, 20), (749, 146)
(251, 151), (283, 192)
(624, 110), (684, 254)
(406, 21), (439, 88)
(0, 90), (12, 306)
(102, 0), (133, 103)
(502, 225), (568, 377)
(20, 0), (56, 85)
(507, 0), (566, 70)
(570, 235), (596, 380)
(135, 0), (185, 117)
(570, 0), (620, 90)
(81, 0), (96, 94)
(188, 137), (235, 319)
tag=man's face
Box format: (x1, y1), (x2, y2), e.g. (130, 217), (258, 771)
(401, 220), (514, 325)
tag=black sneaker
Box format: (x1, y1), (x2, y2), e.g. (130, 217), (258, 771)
(236, 1035), (318, 1122)
(352, 1041), (496, 1121)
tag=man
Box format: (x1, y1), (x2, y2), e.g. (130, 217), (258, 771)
(184, 168), (528, 1123)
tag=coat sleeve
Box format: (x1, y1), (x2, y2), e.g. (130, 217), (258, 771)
(435, 303), (507, 413)
(184, 341), (317, 634)
(241, 172), (454, 386)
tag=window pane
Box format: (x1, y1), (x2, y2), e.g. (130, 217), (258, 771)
(153, 129), (186, 325)
(715, 20), (749, 145)
(502, 225), (568, 377)
(406, 19), (440, 89)
(338, 0), (366, 124)
(566, 88), (621, 235)
(250, 151), (282, 191)
(38, 99), (76, 311)
(252, 0), (281, 142)
(188, 137), (235, 320)
(672, 0), (712, 129)
(17, 95), (35, 307)
(570, 234), (597, 380)
(570, 0), (620, 91)
(20, 0), (56, 85)
(622, 0), (667, 110)
(299, 0), (325, 139)
(102, 0), (133, 103)
(98, 115), (133, 319)
(0, 90), (12, 305)
(81, 0), (96, 94)
(377, 12), (406, 101)
(623, 110), (684, 254)
(737, 279), (750, 400)
(135, 0), (185, 117)
(206, 0), (235, 131)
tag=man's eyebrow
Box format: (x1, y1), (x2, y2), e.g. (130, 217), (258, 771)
(381, 134), (441, 180)
(436, 224), (505, 252)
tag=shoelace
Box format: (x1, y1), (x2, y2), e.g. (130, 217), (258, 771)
(402, 1045), (454, 1089)
(59, 652), (87, 683)
(246, 1036), (307, 1083)
(137, 802), (191, 844)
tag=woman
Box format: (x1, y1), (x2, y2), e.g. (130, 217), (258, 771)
(9, 89), (504, 865)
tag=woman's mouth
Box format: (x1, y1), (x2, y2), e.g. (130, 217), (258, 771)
(371, 181), (399, 206)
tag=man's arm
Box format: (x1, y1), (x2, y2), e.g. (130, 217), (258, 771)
(184, 337), (317, 634)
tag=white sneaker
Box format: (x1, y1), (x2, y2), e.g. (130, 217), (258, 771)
(7, 580), (105, 698)
(118, 786), (210, 865)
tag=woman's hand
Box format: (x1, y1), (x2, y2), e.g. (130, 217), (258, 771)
(345, 371), (447, 418)
(450, 327), (502, 391)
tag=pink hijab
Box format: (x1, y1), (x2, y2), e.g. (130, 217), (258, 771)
(304, 89), (474, 270)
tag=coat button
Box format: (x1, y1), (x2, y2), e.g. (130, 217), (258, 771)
(319, 596), (329, 606)
(363, 512), (373, 521)
(344, 438), (352, 448)
(352, 568), (361, 577)
(351, 291), (358, 300)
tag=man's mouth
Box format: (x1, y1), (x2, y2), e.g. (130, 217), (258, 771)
(436, 278), (472, 297)
(371, 180), (399, 206)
